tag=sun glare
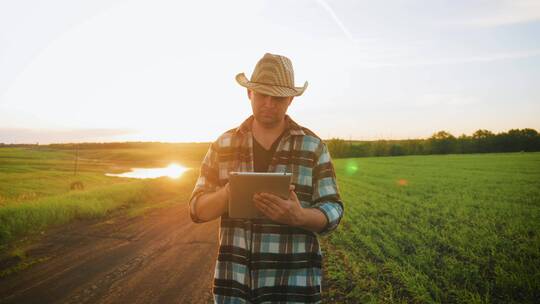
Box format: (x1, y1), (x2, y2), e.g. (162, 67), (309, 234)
(161, 163), (189, 179)
(106, 163), (189, 179)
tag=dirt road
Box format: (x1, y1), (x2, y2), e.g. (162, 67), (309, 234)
(0, 203), (219, 304)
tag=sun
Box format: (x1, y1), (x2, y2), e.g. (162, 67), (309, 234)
(106, 163), (189, 179)
(162, 163), (189, 179)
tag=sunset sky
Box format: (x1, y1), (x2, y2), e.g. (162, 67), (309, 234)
(1, 0), (539, 144)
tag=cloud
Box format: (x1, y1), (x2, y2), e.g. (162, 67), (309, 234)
(315, 0), (355, 42)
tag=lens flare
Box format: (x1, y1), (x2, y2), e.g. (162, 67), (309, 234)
(397, 179), (408, 186)
(345, 160), (359, 175)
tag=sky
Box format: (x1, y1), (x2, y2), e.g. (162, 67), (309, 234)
(1, 0), (539, 144)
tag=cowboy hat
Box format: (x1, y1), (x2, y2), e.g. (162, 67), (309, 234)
(235, 53), (308, 97)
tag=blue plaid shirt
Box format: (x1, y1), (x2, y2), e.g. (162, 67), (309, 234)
(189, 114), (344, 303)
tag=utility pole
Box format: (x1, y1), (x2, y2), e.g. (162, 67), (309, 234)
(73, 143), (79, 176)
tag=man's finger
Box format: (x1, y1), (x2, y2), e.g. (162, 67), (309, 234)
(254, 194), (279, 209)
(289, 189), (299, 201)
(255, 199), (277, 218)
(259, 192), (283, 204)
(256, 194), (282, 210)
(254, 199), (266, 212)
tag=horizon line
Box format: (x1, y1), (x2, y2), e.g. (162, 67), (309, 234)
(1, 126), (538, 146)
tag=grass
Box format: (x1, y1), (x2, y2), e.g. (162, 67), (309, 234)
(2, 180), (160, 243)
(0, 145), (206, 249)
(2, 146), (539, 303)
(321, 152), (540, 303)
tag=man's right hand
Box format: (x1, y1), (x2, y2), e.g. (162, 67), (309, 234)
(192, 182), (230, 222)
(220, 182), (230, 204)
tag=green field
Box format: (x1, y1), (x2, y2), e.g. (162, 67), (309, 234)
(322, 152), (540, 303)
(0, 144), (209, 249)
(1, 146), (539, 303)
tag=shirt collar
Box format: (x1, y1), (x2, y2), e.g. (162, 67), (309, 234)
(235, 114), (305, 137)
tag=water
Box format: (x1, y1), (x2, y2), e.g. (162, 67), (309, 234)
(105, 163), (190, 179)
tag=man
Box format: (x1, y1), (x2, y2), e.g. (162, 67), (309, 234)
(188, 53), (344, 303)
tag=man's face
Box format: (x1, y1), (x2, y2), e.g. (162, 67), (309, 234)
(248, 89), (293, 128)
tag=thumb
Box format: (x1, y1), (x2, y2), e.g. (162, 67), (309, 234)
(289, 186), (299, 201)
(224, 183), (230, 196)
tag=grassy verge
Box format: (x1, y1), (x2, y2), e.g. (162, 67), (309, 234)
(0, 169), (199, 278)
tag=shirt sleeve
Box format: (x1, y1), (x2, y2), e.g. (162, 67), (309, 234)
(311, 140), (344, 237)
(188, 140), (221, 223)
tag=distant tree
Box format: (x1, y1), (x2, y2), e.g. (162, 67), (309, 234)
(323, 128), (539, 158)
(456, 134), (473, 153)
(403, 139), (427, 155)
(472, 129), (495, 153)
(370, 140), (389, 156)
(327, 138), (349, 158)
(507, 128), (540, 151)
(428, 131), (457, 154)
(389, 144), (406, 156)
(493, 131), (508, 152)
(350, 143), (370, 157)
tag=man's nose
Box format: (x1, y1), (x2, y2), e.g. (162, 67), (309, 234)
(262, 96), (276, 107)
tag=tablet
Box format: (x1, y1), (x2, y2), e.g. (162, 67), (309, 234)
(228, 172), (292, 219)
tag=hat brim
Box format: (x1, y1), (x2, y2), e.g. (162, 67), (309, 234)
(235, 73), (308, 97)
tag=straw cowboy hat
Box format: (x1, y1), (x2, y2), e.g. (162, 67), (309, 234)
(235, 53), (308, 97)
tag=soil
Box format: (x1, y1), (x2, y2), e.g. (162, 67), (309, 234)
(0, 203), (219, 304)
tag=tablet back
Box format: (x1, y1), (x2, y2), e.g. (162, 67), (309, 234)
(228, 172), (292, 219)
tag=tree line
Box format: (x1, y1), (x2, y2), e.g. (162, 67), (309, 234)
(325, 128), (540, 158)
(2, 128), (539, 159)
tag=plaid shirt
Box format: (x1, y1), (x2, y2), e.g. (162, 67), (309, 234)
(189, 114), (344, 303)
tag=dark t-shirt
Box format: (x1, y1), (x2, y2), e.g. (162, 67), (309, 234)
(252, 130), (285, 172)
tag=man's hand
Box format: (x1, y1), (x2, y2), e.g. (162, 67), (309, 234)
(253, 185), (305, 227)
(220, 182), (230, 203)
(191, 182), (230, 223)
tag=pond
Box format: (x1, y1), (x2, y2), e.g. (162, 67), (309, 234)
(105, 163), (190, 179)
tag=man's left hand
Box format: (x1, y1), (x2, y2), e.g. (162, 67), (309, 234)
(253, 185), (305, 227)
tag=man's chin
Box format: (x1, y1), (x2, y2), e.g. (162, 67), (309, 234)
(255, 115), (280, 126)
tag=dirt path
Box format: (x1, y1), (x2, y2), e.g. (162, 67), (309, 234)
(0, 203), (219, 304)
